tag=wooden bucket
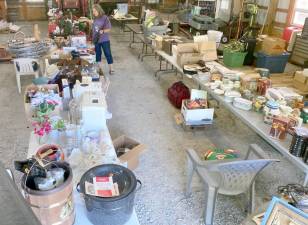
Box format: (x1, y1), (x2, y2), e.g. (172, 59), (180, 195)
(21, 163), (75, 225)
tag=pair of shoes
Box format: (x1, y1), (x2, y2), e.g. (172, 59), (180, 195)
(109, 70), (115, 75)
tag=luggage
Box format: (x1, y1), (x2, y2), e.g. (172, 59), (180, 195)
(167, 81), (190, 109)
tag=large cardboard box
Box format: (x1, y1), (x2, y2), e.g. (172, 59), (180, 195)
(113, 135), (146, 170)
(181, 89), (214, 124)
(177, 52), (204, 67)
(293, 71), (308, 92)
(198, 41), (217, 61)
(175, 43), (198, 54)
(261, 36), (286, 55)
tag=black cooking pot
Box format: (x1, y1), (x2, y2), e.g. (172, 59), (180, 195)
(78, 164), (141, 225)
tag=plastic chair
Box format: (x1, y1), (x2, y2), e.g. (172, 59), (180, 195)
(13, 58), (39, 93)
(185, 144), (280, 225)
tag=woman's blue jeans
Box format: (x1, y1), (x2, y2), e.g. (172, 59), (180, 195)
(95, 41), (113, 64)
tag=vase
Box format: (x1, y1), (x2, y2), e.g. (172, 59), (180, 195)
(35, 133), (49, 145)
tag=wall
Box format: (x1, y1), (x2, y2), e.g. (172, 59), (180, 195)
(20, 1), (47, 21)
(20, 3), (47, 21)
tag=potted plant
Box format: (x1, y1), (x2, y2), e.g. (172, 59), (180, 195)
(223, 41), (247, 68)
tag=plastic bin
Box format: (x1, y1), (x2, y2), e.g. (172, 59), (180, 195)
(256, 52), (290, 73)
(223, 50), (247, 68)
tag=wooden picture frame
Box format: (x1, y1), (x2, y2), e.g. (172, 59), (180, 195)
(261, 197), (308, 225)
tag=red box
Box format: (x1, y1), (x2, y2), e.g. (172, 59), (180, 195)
(282, 27), (302, 42)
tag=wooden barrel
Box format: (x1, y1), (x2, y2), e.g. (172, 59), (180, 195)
(21, 163), (75, 225)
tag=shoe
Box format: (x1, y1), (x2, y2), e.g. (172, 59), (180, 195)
(109, 70), (115, 75)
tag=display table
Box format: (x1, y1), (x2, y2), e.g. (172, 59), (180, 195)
(112, 14), (139, 32)
(192, 76), (308, 186)
(27, 128), (140, 225)
(125, 24), (143, 48)
(153, 52), (308, 186)
(154, 50), (182, 80)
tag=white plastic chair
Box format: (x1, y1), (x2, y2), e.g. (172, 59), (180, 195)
(186, 144), (280, 225)
(13, 58), (39, 93)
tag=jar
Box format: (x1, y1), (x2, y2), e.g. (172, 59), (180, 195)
(264, 100), (280, 124)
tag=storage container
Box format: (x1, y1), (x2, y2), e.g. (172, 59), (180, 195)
(79, 164), (139, 225)
(256, 52), (290, 73)
(223, 50), (247, 68)
(21, 162), (75, 225)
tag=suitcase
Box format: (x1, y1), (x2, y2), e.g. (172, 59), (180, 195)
(168, 81), (190, 109)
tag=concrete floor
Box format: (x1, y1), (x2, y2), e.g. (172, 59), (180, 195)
(0, 21), (305, 225)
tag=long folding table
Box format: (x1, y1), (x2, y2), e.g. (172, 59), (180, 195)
(153, 52), (308, 186)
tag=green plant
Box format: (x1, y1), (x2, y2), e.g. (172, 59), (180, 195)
(53, 119), (66, 131)
(224, 40), (246, 53)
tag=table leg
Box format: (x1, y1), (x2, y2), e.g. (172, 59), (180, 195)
(304, 173), (308, 186)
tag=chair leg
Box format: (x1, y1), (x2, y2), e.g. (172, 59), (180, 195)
(16, 74), (21, 94)
(204, 186), (217, 225)
(248, 181), (255, 214)
(186, 157), (195, 197)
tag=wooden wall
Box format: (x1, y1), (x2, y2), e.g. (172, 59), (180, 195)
(20, 0), (47, 21)
(0, 0), (7, 20)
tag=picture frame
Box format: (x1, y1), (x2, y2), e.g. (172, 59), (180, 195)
(261, 197), (308, 225)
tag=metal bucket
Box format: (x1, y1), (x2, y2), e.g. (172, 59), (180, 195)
(79, 164), (140, 225)
(21, 162), (75, 225)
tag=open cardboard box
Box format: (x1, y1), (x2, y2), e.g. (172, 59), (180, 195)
(181, 89), (214, 124)
(24, 84), (61, 120)
(113, 135), (146, 170)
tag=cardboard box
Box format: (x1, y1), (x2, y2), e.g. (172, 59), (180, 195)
(261, 36), (286, 55)
(176, 43), (198, 54)
(181, 89), (214, 124)
(177, 52), (204, 67)
(162, 38), (185, 55)
(113, 135), (146, 170)
(24, 84), (61, 120)
(198, 41), (217, 61)
(240, 73), (261, 91)
(70, 35), (87, 49)
(293, 71), (308, 92)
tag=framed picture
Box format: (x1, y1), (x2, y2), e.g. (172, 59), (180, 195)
(261, 197), (308, 225)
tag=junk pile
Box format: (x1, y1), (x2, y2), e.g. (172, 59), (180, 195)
(8, 32), (52, 58)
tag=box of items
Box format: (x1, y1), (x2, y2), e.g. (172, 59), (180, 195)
(70, 35), (87, 48)
(113, 135), (146, 170)
(173, 43), (198, 55)
(240, 72), (261, 92)
(260, 36), (286, 55)
(181, 89), (214, 124)
(198, 41), (217, 61)
(293, 71), (308, 92)
(24, 84), (61, 120)
(177, 52), (204, 67)
(161, 36), (185, 55)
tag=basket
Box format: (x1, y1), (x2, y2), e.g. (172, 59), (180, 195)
(223, 50), (247, 68)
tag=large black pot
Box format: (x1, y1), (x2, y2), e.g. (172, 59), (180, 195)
(79, 164), (140, 225)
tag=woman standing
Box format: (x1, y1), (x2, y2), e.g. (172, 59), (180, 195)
(92, 4), (114, 75)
